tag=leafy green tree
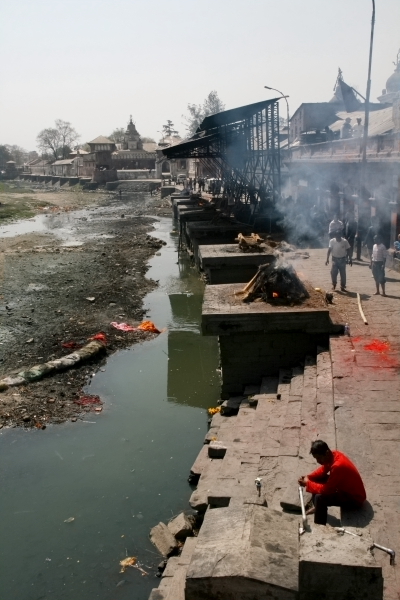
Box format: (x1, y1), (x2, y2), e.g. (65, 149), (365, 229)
(184, 91), (225, 136)
(5, 144), (28, 166)
(0, 145), (12, 167)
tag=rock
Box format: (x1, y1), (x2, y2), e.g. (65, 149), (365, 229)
(26, 338), (34, 344)
(167, 512), (193, 541)
(85, 297), (95, 302)
(208, 441), (227, 459)
(280, 481), (312, 512)
(150, 522), (178, 557)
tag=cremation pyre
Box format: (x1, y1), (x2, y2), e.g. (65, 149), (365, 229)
(239, 261), (310, 304)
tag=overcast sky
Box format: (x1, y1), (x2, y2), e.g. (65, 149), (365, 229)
(1, 0), (399, 151)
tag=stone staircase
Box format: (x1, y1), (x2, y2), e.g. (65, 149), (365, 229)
(188, 348), (336, 515)
(147, 347), (384, 600)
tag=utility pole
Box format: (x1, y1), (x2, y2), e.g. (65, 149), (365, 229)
(356, 0), (375, 260)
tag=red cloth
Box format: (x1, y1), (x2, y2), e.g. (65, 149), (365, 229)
(306, 450), (366, 504)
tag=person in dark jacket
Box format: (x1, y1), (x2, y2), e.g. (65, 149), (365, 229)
(364, 218), (378, 260)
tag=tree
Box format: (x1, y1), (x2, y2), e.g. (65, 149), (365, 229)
(0, 145), (12, 167)
(184, 91), (225, 137)
(36, 119), (80, 160)
(162, 120), (178, 137)
(109, 128), (126, 144)
(141, 136), (155, 143)
(4, 144), (28, 166)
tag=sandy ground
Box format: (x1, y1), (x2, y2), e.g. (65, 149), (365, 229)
(0, 183), (172, 428)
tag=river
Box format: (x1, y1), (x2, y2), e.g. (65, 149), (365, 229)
(0, 215), (220, 600)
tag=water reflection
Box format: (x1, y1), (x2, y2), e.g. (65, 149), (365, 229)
(0, 213), (220, 600)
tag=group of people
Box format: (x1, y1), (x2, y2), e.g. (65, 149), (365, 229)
(341, 117), (364, 140)
(326, 214), (388, 296)
(176, 177), (206, 192)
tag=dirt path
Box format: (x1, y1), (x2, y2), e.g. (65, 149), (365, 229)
(0, 184), (172, 428)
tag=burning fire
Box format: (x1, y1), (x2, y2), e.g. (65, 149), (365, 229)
(272, 292), (279, 298)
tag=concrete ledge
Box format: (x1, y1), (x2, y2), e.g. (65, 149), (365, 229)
(299, 524), (383, 600)
(186, 505), (299, 600)
(202, 284), (339, 336)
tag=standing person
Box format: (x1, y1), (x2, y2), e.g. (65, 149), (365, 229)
(394, 234), (400, 258)
(352, 117), (363, 138)
(298, 440), (366, 525)
(344, 212), (357, 260)
(341, 117), (352, 139)
(326, 232), (351, 291)
(364, 218), (378, 260)
(328, 214), (344, 238)
(371, 234), (387, 296)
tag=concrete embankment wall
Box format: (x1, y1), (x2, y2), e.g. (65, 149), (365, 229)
(219, 330), (328, 397)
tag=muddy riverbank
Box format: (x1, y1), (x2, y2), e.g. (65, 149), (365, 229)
(0, 184), (172, 428)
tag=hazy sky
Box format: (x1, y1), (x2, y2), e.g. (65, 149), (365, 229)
(1, 0), (399, 151)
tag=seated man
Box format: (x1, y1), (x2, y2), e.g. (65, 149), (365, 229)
(394, 234), (400, 259)
(298, 440), (366, 525)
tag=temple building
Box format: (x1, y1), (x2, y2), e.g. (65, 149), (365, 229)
(378, 49), (400, 105)
(111, 117), (157, 170)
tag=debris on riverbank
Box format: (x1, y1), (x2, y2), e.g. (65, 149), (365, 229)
(0, 184), (170, 428)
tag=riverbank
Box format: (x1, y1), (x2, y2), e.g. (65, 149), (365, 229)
(0, 182), (172, 427)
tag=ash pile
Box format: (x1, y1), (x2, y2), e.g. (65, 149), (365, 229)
(239, 260), (310, 304)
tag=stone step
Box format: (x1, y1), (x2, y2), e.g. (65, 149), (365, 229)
(153, 538), (199, 600)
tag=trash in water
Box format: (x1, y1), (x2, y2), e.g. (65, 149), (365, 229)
(74, 394), (102, 406)
(119, 556), (137, 572)
(64, 517), (75, 523)
(207, 406), (221, 415)
(110, 320), (161, 334)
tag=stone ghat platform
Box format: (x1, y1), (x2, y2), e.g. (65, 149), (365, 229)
(202, 282), (342, 397)
(198, 244), (276, 284)
(148, 233), (400, 599)
(185, 221), (253, 266)
(149, 356), (384, 600)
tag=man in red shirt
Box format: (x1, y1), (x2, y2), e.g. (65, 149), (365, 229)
(298, 440), (366, 525)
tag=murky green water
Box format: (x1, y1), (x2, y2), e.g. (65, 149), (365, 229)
(0, 216), (220, 600)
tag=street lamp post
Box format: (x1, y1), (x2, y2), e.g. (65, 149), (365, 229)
(264, 86), (290, 149)
(357, 0), (375, 259)
(362, 0), (376, 165)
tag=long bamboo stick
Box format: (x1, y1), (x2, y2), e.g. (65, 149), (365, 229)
(357, 292), (368, 325)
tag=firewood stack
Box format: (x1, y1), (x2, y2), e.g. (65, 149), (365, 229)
(237, 262), (310, 304)
(235, 233), (264, 252)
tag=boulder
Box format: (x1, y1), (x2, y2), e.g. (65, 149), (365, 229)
(167, 512), (193, 541)
(150, 522), (178, 557)
(208, 441), (227, 458)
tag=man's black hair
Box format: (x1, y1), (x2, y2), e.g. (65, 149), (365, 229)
(310, 440), (330, 455)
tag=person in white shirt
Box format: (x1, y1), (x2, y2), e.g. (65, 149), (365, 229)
(371, 235), (387, 296)
(326, 233), (351, 291)
(352, 118), (363, 139)
(328, 214), (344, 238)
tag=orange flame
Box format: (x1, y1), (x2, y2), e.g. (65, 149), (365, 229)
(272, 292), (279, 298)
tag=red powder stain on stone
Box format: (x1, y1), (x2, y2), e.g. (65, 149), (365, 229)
(364, 340), (390, 353)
